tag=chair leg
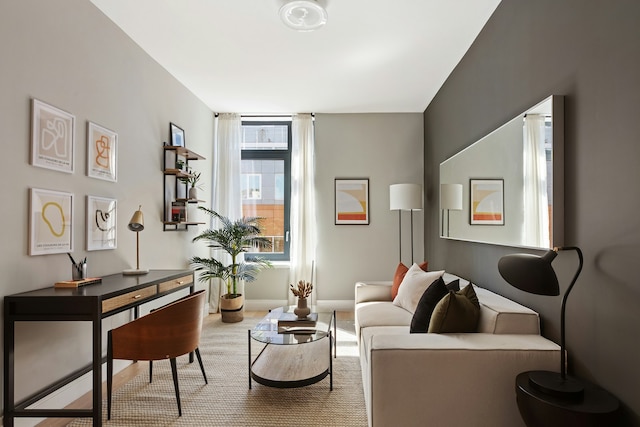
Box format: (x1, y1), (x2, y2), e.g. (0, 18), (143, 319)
(170, 358), (182, 416)
(195, 347), (208, 384)
(149, 360), (153, 383)
(107, 332), (113, 420)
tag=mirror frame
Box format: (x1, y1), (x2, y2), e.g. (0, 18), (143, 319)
(439, 95), (564, 249)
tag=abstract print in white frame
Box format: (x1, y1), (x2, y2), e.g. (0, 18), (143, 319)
(29, 188), (74, 255)
(31, 99), (75, 173)
(87, 195), (117, 251)
(87, 121), (117, 182)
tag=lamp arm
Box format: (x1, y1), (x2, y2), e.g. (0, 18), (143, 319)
(558, 246), (583, 380)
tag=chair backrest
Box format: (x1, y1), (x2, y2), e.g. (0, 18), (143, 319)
(110, 290), (206, 361)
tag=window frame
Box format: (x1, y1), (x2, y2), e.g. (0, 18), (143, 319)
(241, 119), (291, 262)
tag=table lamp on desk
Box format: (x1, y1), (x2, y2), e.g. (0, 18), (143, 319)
(123, 205), (148, 275)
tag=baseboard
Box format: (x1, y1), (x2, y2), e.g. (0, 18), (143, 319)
(244, 299), (288, 311)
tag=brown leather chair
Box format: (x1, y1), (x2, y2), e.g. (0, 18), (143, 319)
(107, 290), (207, 419)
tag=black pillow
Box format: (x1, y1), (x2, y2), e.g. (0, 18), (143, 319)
(445, 279), (460, 292)
(410, 277), (448, 333)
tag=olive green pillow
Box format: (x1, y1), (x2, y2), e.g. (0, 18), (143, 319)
(427, 284), (480, 333)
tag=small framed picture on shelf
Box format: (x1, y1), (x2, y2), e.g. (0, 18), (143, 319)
(170, 122), (185, 147)
(171, 201), (187, 222)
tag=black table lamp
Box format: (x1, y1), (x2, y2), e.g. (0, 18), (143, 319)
(498, 246), (584, 399)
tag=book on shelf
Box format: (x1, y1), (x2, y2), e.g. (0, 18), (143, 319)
(55, 277), (102, 288)
(171, 201), (187, 222)
(277, 312), (318, 329)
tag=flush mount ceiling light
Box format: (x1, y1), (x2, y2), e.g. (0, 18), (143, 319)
(279, 0), (328, 32)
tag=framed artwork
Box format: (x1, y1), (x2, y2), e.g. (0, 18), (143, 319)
(87, 195), (117, 250)
(335, 178), (370, 225)
(87, 122), (117, 182)
(470, 179), (504, 225)
(30, 99), (75, 173)
(29, 188), (74, 255)
(170, 122), (185, 147)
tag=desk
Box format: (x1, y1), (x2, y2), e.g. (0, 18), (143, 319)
(3, 269), (195, 427)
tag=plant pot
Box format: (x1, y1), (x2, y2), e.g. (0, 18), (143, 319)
(294, 297), (311, 319)
(188, 186), (198, 200)
(220, 293), (244, 323)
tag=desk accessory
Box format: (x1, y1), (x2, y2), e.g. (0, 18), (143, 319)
(123, 205), (148, 275)
(55, 277), (102, 288)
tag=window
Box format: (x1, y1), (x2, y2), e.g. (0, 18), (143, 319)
(241, 119), (291, 261)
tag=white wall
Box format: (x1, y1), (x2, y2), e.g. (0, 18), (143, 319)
(1, 0), (213, 418)
(245, 113), (425, 306)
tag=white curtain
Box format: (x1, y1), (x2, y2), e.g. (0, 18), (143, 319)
(209, 113), (242, 312)
(522, 114), (549, 247)
(288, 114), (317, 305)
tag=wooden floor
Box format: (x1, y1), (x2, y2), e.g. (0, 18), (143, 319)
(36, 310), (354, 427)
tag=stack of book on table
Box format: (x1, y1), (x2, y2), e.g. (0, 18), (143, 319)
(277, 312), (318, 333)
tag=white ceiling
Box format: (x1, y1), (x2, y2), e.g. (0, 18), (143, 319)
(89, 0), (501, 114)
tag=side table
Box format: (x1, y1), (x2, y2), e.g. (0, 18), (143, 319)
(516, 371), (620, 427)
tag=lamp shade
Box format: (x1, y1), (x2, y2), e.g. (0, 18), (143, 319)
(498, 250), (560, 296)
(440, 184), (463, 210)
(128, 206), (144, 232)
(389, 183), (422, 211)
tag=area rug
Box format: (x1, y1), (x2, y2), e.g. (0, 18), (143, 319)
(68, 313), (367, 426)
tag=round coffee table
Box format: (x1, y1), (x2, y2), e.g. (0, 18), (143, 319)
(248, 306), (336, 389)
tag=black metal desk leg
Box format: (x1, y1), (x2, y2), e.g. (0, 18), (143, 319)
(93, 312), (102, 426)
(4, 314), (15, 427)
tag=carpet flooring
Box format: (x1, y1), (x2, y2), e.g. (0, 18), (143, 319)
(68, 312), (367, 426)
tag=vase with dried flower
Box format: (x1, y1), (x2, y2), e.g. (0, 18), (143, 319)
(290, 280), (313, 319)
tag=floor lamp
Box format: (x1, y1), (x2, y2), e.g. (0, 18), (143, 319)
(389, 184), (422, 264)
(123, 205), (149, 275)
(440, 184), (463, 237)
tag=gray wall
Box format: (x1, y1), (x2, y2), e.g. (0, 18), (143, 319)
(0, 0), (213, 413)
(424, 0), (640, 424)
(246, 113), (424, 304)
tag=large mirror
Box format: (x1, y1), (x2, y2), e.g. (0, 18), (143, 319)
(439, 95), (564, 249)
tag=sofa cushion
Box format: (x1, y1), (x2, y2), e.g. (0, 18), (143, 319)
(393, 265), (445, 314)
(409, 277), (462, 333)
(356, 301), (413, 340)
(428, 284), (480, 333)
(391, 261), (428, 300)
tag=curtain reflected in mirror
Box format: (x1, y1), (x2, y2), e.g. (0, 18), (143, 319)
(439, 95), (564, 249)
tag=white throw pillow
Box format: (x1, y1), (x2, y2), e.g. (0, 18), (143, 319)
(392, 264), (445, 314)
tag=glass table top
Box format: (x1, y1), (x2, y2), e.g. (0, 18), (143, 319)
(250, 306), (334, 345)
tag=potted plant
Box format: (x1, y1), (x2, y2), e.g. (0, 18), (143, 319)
(190, 207), (272, 322)
(290, 280), (313, 319)
(179, 167), (202, 200)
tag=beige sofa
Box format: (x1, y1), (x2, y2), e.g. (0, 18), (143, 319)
(355, 273), (561, 427)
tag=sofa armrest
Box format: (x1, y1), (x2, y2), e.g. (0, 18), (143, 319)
(355, 281), (393, 304)
(366, 333), (560, 427)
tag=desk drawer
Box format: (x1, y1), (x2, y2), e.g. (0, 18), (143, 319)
(158, 274), (193, 293)
(102, 285), (157, 313)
